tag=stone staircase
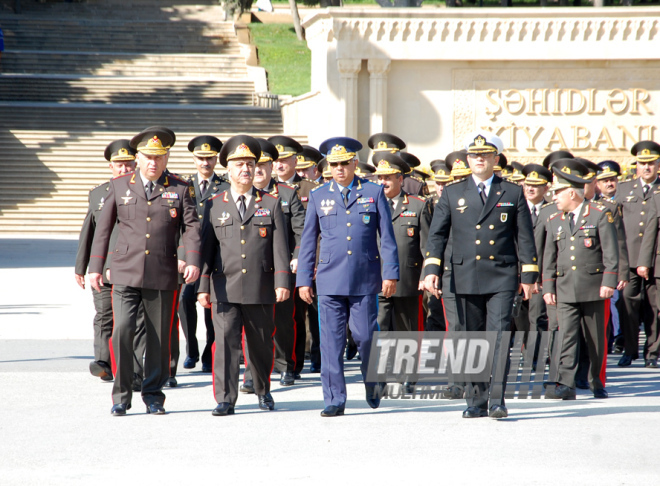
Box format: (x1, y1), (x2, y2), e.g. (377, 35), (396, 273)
(0, 0), (296, 235)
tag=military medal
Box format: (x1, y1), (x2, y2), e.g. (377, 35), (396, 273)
(121, 189), (133, 205)
(98, 197), (105, 210)
(218, 212), (230, 225)
(321, 199), (335, 215)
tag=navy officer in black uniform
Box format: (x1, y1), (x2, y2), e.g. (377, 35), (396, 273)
(423, 131), (538, 419)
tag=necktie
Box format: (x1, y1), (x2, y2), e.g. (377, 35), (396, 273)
(146, 181), (154, 199)
(342, 187), (350, 203)
(568, 212), (575, 233)
(200, 180), (208, 197)
(644, 184), (650, 197)
(389, 198), (395, 213)
(531, 205), (538, 226)
(238, 195), (246, 220)
(478, 182), (487, 205)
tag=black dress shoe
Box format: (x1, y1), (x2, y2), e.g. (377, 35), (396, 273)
(593, 388), (609, 399)
(90, 360), (113, 381)
(618, 354), (633, 367)
(488, 405), (508, 418)
(462, 406), (488, 418)
(441, 385), (464, 399)
(165, 377), (177, 388)
(201, 363), (212, 373)
(258, 393), (275, 411)
(212, 403), (235, 416)
(132, 373), (143, 392)
(365, 384), (382, 409)
(309, 364), (321, 373)
(575, 379), (590, 390)
(146, 403), (166, 415)
(280, 371), (295, 386)
(554, 384), (577, 400)
(320, 405), (345, 417)
(346, 342), (358, 361)
(111, 403), (130, 416)
(645, 359), (658, 368)
(183, 356), (198, 369)
(294, 373), (302, 380)
(240, 379), (255, 394)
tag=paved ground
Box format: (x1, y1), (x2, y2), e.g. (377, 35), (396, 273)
(1, 236), (659, 485)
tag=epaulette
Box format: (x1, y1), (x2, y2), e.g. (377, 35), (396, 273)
(591, 203), (606, 212)
(549, 211), (561, 220)
(168, 172), (186, 182)
(209, 191), (225, 201)
(263, 192), (278, 199)
(541, 202), (554, 209)
(311, 184), (323, 192)
(278, 183), (295, 190)
(410, 175), (424, 183)
(408, 195), (426, 202)
(91, 180), (109, 191)
(112, 172), (133, 180)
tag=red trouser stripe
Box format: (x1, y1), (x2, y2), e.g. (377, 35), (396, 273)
(601, 298), (610, 386)
(417, 295), (424, 332)
(211, 303), (216, 399)
(291, 291), (298, 370)
(241, 328), (247, 384)
(109, 287), (117, 377)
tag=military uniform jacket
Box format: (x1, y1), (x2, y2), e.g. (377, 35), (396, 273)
(534, 202), (557, 285)
(423, 176), (539, 294)
(187, 172), (230, 227)
(386, 192), (432, 297)
(615, 177), (660, 268)
(198, 187), (291, 305)
(265, 178), (305, 261)
(593, 195), (629, 282)
(89, 171), (202, 291)
(296, 177), (400, 296)
(635, 188), (660, 277)
(542, 202), (618, 303)
(75, 181), (118, 284)
(289, 176), (319, 211)
(402, 174), (428, 197)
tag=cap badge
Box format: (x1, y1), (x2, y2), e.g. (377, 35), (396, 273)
(377, 141), (388, 149)
(276, 144), (285, 153)
(529, 171), (539, 179)
(202, 143), (211, 152)
(231, 143), (256, 159)
(474, 135), (486, 147)
(379, 161), (391, 169)
(642, 148), (651, 156)
(118, 148), (128, 156)
(455, 161), (467, 170)
(297, 155), (305, 163)
(561, 166), (572, 175)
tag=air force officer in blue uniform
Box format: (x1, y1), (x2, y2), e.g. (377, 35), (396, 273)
(297, 137), (399, 417)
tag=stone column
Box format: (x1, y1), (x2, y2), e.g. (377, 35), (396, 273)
(367, 58), (391, 136)
(337, 59), (362, 138)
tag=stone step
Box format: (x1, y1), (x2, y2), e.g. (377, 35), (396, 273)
(0, 18), (240, 54)
(0, 75), (255, 104)
(0, 51), (246, 76)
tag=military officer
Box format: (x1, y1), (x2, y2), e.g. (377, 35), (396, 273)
(197, 135), (291, 416)
(448, 150), (472, 181)
(89, 128), (202, 416)
(508, 161), (526, 184)
(493, 153), (508, 178)
(240, 138), (304, 389)
(596, 161), (621, 200)
(542, 159), (618, 399)
(423, 131), (538, 419)
(514, 164), (552, 335)
(75, 140), (142, 383)
(297, 137), (399, 417)
(400, 152), (430, 197)
(614, 141), (660, 366)
(374, 153), (432, 332)
(296, 145), (323, 183)
(177, 136), (229, 374)
(269, 135), (318, 377)
(367, 132), (427, 196)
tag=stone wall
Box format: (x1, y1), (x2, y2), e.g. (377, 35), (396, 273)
(288, 7), (660, 167)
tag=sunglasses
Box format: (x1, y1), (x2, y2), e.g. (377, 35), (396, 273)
(329, 161), (352, 167)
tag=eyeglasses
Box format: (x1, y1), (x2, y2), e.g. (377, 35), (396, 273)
(329, 161), (352, 167)
(467, 152), (496, 159)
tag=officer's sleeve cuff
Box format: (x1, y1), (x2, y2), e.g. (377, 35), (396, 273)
(522, 264), (539, 273)
(423, 258), (442, 268)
